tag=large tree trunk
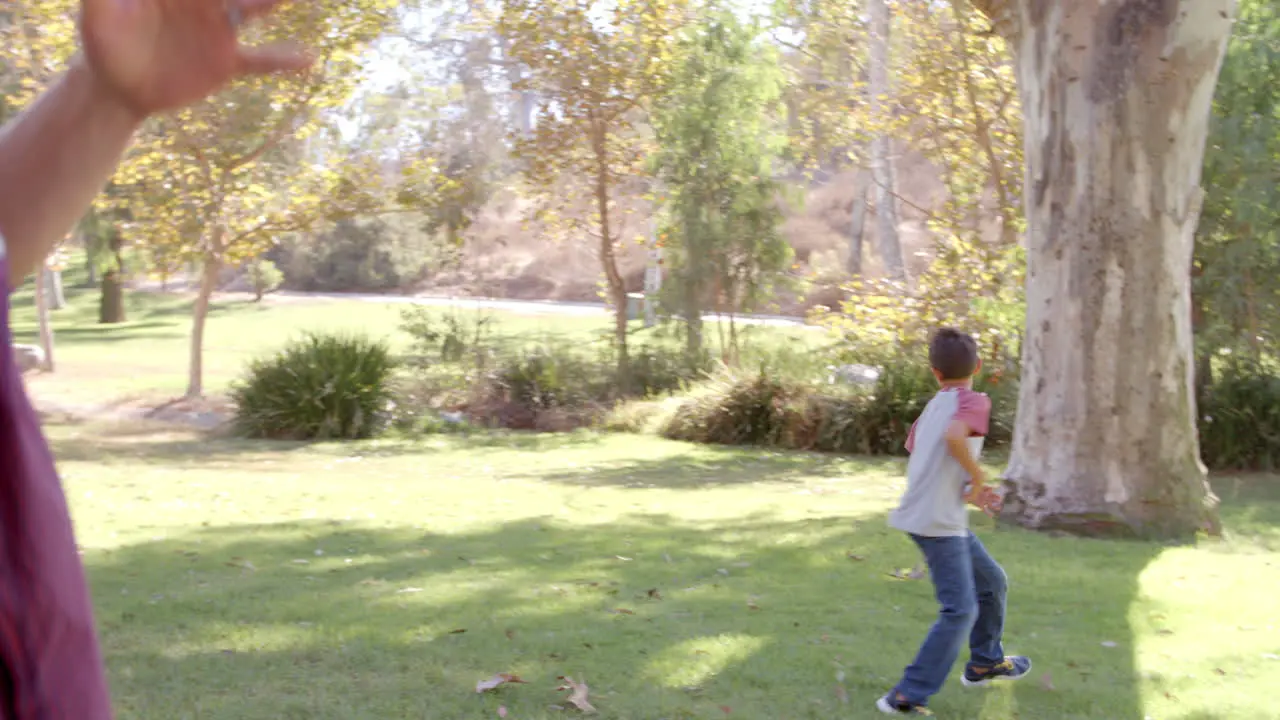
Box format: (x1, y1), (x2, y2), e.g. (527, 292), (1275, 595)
(34, 264), (54, 372)
(1000, 0), (1233, 538)
(867, 0), (907, 284)
(186, 253), (221, 400)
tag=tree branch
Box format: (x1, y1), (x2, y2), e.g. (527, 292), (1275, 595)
(225, 83), (322, 172)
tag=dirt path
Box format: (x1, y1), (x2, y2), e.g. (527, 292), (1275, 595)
(32, 393), (231, 431)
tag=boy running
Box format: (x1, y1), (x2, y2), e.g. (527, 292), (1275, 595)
(877, 328), (1031, 716)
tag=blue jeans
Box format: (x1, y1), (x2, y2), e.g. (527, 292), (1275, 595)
(894, 531), (1007, 705)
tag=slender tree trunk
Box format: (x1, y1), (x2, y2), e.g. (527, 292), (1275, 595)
(643, 201), (661, 328)
(34, 264), (54, 372)
(1000, 0), (1232, 538)
(44, 267), (66, 310)
(953, 0), (1019, 249)
(85, 250), (97, 286)
(99, 270), (125, 324)
(682, 224), (706, 364)
(590, 121), (629, 389)
(867, 0), (906, 284)
(186, 253), (221, 400)
(99, 227), (127, 324)
(846, 170), (870, 274)
(496, 33), (535, 138)
(684, 287), (703, 364)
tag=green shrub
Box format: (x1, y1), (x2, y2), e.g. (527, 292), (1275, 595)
(466, 342), (698, 431)
(661, 370), (809, 447)
(490, 346), (603, 413)
(232, 332), (396, 440)
(610, 344), (707, 397)
(277, 216), (450, 292)
(247, 259), (284, 301)
(1199, 360), (1280, 470)
(660, 358), (1018, 455)
(399, 305), (496, 366)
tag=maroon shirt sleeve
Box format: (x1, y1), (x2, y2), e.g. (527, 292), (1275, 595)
(954, 388), (991, 437)
(0, 247), (113, 719)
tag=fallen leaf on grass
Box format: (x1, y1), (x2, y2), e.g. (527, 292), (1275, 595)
(846, 553), (866, 562)
(1101, 641), (1118, 648)
(476, 673), (528, 693)
(396, 587), (424, 594)
(720, 705), (733, 714)
(746, 602), (760, 611)
(1214, 668), (1227, 676)
(1040, 672), (1055, 691)
(450, 628), (468, 634)
(556, 675), (596, 713)
(608, 608), (634, 615)
(498, 706), (508, 718)
(1155, 629), (1174, 636)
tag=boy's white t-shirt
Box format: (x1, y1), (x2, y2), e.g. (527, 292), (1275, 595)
(889, 387), (991, 537)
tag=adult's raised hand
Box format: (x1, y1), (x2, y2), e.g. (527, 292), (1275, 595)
(79, 0), (314, 118)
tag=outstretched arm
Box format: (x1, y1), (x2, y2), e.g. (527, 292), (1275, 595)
(0, 60), (141, 287)
(0, 0), (311, 288)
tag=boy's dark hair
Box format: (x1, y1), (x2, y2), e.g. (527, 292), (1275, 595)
(929, 328), (979, 380)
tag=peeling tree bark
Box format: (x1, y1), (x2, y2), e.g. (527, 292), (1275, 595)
(996, 0), (1234, 537)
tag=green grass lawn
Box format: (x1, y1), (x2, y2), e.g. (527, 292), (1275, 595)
(49, 420), (1280, 720)
(10, 275), (821, 407)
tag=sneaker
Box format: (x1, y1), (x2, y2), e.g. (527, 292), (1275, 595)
(961, 656), (1032, 687)
(876, 692), (934, 716)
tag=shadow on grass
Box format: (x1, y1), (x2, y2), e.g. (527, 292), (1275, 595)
(86, 509), (1158, 719)
(532, 445), (902, 489)
(45, 427), (613, 466)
